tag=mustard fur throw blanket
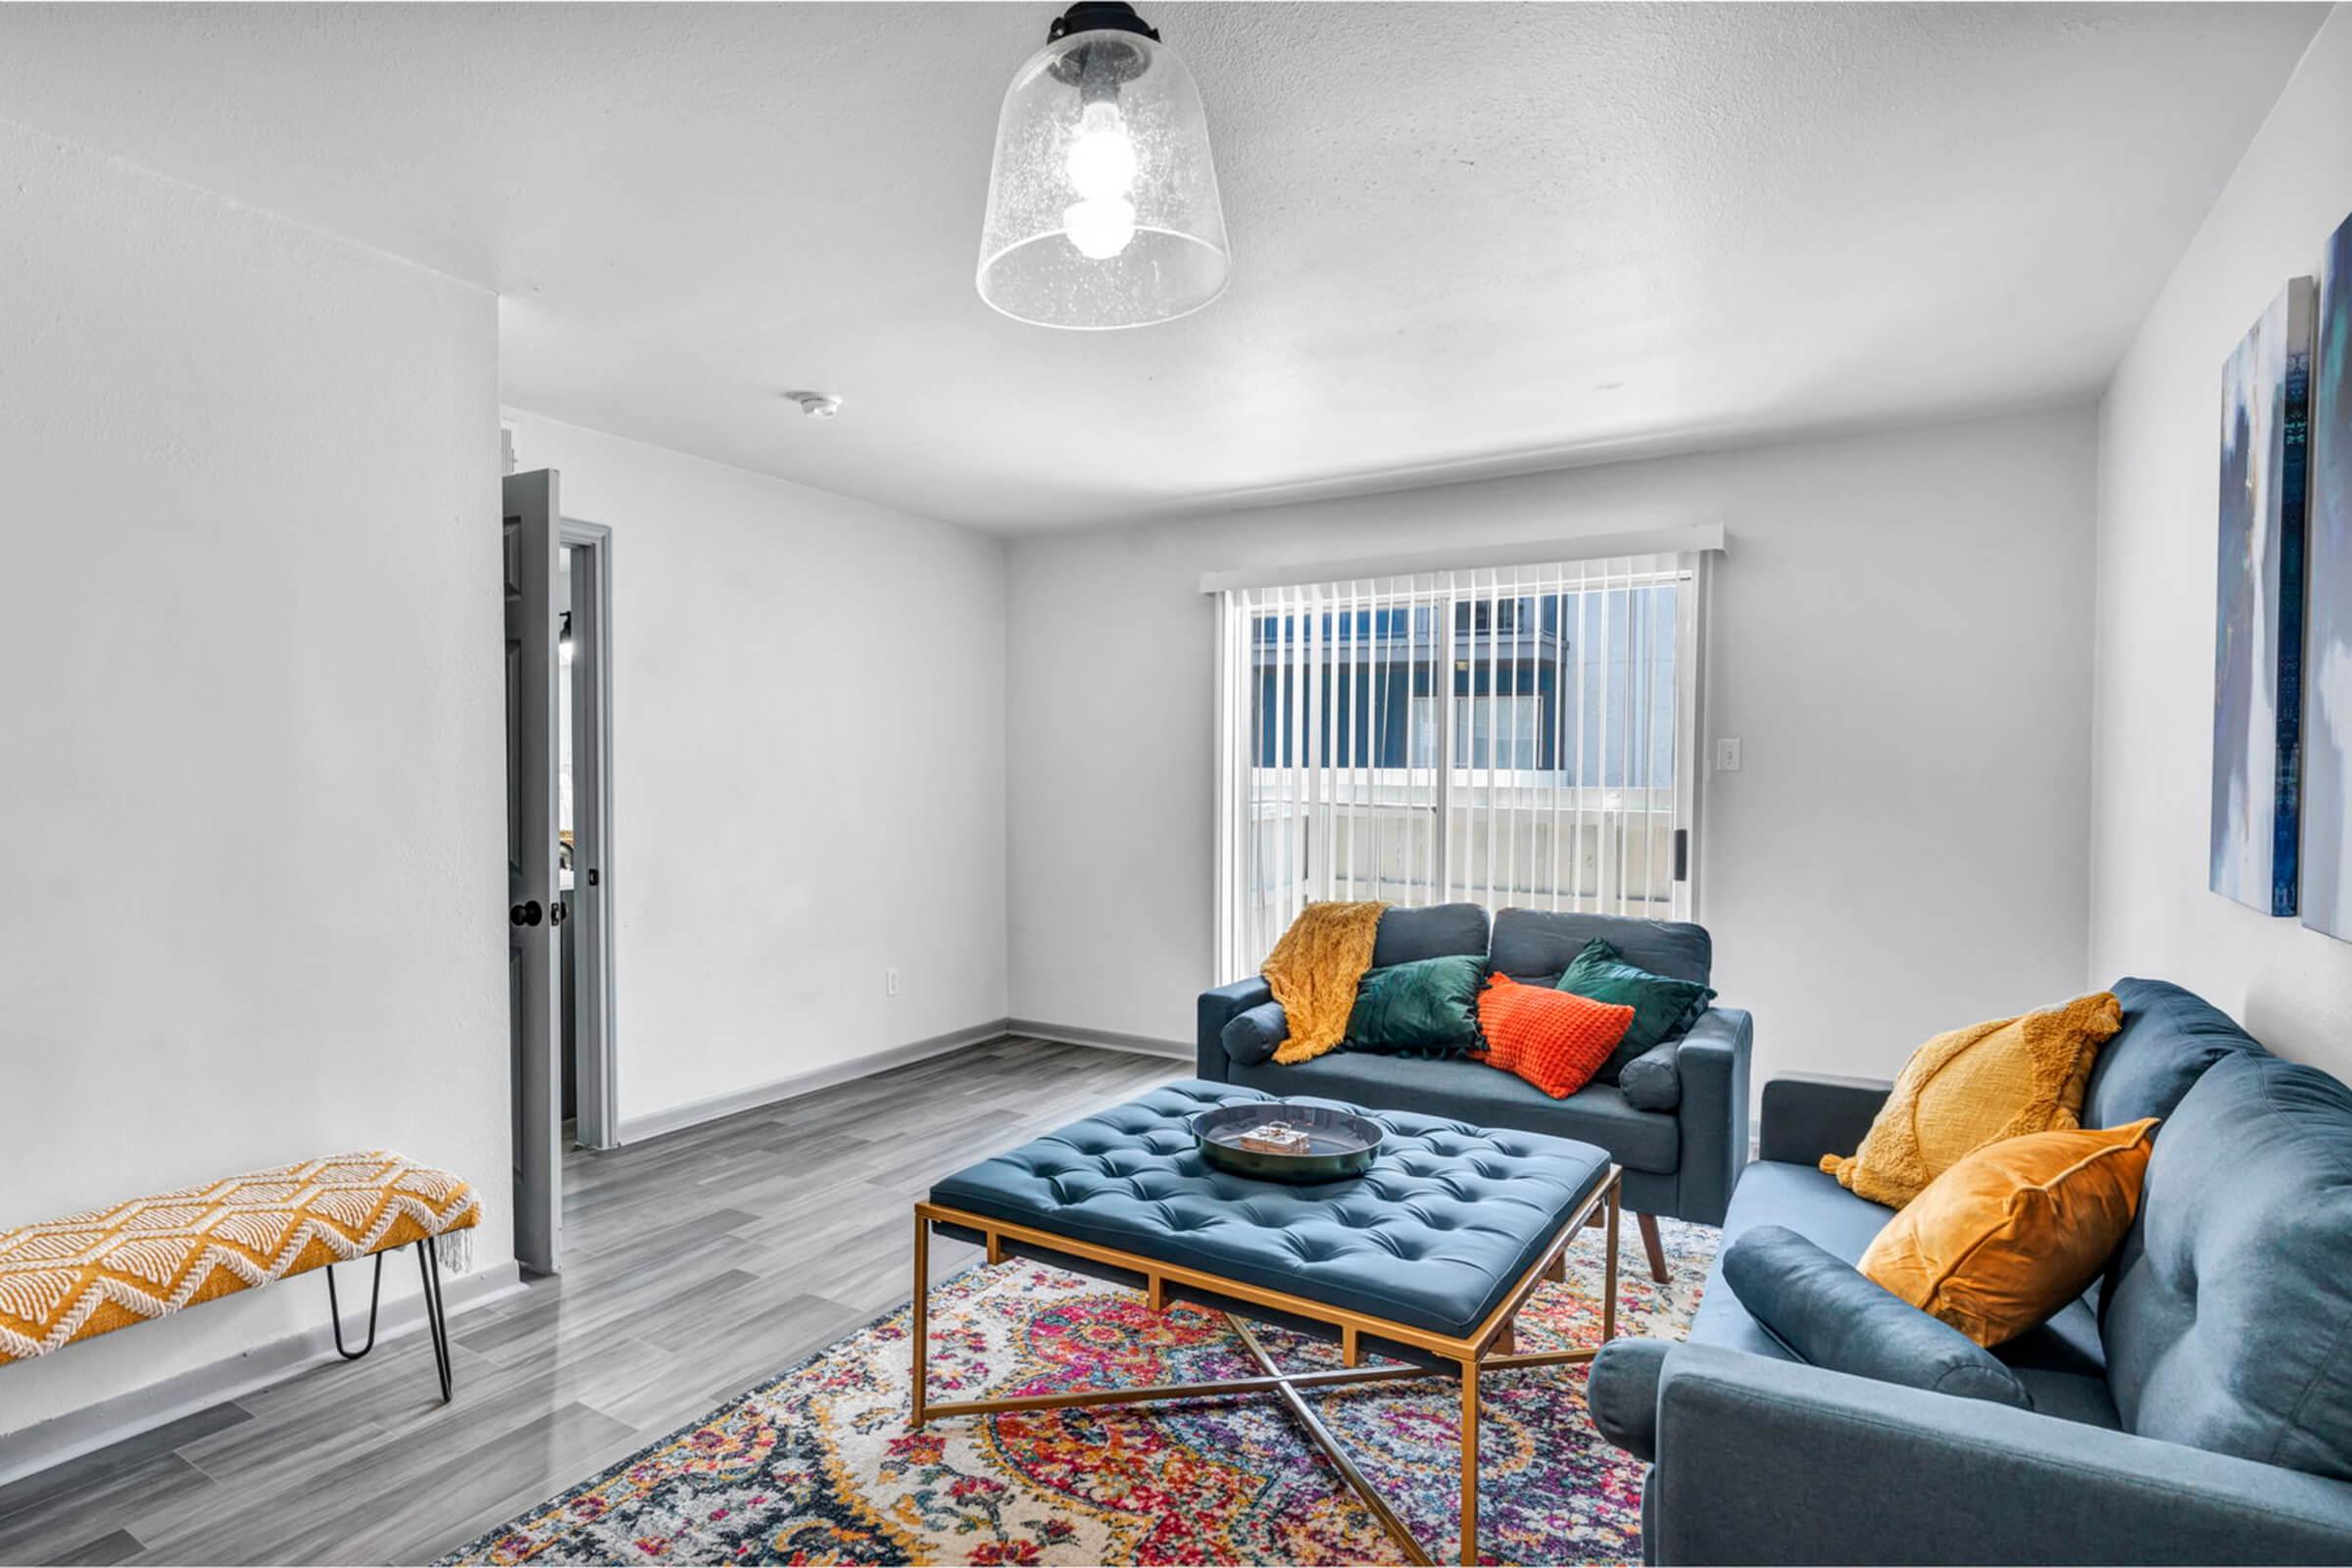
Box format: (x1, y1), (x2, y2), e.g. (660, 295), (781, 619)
(1264, 900), (1389, 1063)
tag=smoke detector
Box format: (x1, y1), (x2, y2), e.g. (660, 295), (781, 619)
(785, 390), (843, 419)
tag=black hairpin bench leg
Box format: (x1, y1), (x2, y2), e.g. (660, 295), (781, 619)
(324, 1251), (384, 1359)
(322, 1240), (455, 1402)
(416, 1235), (454, 1402)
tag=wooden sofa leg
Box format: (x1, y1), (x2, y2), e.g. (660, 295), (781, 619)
(1636, 1212), (1669, 1284)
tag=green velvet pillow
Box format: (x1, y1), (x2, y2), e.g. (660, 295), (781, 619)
(1346, 955), (1487, 1056)
(1557, 939), (1716, 1079)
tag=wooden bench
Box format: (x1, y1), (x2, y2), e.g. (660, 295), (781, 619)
(0, 1151), (479, 1400)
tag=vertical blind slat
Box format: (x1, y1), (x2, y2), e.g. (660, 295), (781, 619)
(1503, 564), (1519, 908)
(1343, 578), (1358, 902)
(1290, 584), (1306, 928)
(1547, 559), (1565, 912)
(1639, 561), (1660, 915)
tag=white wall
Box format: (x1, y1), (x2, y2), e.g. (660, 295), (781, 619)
(499, 413), (1009, 1126)
(2091, 9), (2352, 1071)
(1007, 407), (2100, 1093)
(0, 119), (509, 1434)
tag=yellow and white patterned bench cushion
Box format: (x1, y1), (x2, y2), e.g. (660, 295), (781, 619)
(0, 1151), (480, 1365)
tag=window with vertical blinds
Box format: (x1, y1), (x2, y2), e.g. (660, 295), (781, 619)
(1213, 552), (1705, 982)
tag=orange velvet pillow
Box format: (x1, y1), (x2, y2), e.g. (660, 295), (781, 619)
(1478, 974), (1636, 1099)
(1858, 1118), (2159, 1346)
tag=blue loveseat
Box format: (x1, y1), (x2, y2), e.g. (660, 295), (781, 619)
(1195, 906), (1753, 1271)
(1590, 977), (2352, 1565)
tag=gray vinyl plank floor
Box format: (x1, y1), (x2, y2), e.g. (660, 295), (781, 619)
(0, 1038), (1180, 1567)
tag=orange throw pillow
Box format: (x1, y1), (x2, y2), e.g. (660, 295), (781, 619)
(1481, 976), (1525, 1073)
(1478, 974), (1635, 1099)
(1858, 1118), (2159, 1347)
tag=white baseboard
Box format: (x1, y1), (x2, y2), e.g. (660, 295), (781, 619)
(612, 1018), (1017, 1145)
(1006, 1017), (1193, 1060)
(0, 1260), (526, 1490)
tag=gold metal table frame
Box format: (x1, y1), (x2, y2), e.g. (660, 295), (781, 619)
(910, 1164), (1622, 1566)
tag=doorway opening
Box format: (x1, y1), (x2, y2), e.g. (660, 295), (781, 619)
(505, 467), (616, 1278)
(559, 520), (617, 1159)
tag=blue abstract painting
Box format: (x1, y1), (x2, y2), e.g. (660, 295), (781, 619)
(2211, 276), (2312, 916)
(2306, 216), (2352, 941)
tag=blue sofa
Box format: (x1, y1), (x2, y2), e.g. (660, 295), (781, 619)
(1195, 906), (1754, 1274)
(1590, 977), (2352, 1565)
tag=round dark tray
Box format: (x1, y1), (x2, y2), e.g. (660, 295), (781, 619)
(1192, 1102), (1385, 1184)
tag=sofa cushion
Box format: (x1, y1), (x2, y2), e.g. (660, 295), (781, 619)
(1370, 902), (1492, 968)
(1723, 1226), (2034, 1408)
(2082, 977), (2267, 1129)
(1346, 955), (1486, 1056)
(2103, 1053), (2352, 1481)
(1996, 1296), (2108, 1383)
(1488, 908), (1712, 988)
(1219, 1001), (1288, 1067)
(1226, 1051), (1679, 1173)
(2009, 1367), (2123, 1429)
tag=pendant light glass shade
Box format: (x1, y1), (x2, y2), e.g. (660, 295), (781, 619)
(977, 6), (1229, 329)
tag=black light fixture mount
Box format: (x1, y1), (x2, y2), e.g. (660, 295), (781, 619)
(1047, 1), (1156, 98)
(1047, 1), (1158, 43)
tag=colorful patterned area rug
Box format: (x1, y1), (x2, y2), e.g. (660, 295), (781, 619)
(442, 1218), (1713, 1567)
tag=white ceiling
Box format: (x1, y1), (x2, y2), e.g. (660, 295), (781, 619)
(0, 3), (2325, 531)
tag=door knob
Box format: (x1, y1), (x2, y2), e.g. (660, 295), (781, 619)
(510, 901), (544, 927)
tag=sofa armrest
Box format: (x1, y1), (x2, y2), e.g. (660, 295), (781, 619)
(1647, 1341), (2352, 1565)
(1758, 1073), (1893, 1166)
(1196, 977), (1272, 1082)
(1671, 1006), (1751, 1227)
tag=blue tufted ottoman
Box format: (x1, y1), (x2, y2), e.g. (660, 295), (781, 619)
(911, 1079), (1623, 1565)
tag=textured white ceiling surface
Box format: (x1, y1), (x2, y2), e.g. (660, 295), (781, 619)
(0, 3), (2325, 530)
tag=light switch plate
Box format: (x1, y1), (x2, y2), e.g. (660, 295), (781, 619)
(1716, 737), (1743, 772)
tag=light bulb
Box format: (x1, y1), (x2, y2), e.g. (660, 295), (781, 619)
(1064, 196), (1137, 259)
(1064, 101), (1137, 202)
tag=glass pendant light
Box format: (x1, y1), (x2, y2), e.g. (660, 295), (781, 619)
(977, 1), (1230, 329)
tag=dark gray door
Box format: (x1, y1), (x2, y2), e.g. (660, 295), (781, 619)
(505, 468), (563, 1275)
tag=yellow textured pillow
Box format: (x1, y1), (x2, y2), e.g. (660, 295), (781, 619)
(1859, 1119), (2158, 1346)
(1822, 992), (2123, 1207)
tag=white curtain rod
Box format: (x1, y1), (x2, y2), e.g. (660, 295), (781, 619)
(1196, 523), (1727, 596)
